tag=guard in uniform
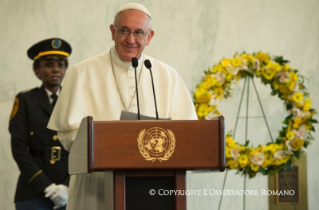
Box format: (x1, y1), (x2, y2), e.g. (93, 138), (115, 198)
(9, 38), (72, 210)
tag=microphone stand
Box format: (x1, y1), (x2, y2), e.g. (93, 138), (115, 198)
(132, 57), (141, 120)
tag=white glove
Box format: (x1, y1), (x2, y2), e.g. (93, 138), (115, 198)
(50, 184), (68, 209)
(44, 183), (58, 198)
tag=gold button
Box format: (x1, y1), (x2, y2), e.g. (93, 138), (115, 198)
(30, 132), (34, 136)
(52, 135), (58, 140)
(50, 160), (56, 164)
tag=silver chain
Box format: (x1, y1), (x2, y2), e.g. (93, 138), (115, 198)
(110, 49), (143, 111)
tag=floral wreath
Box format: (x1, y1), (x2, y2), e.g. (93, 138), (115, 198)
(193, 52), (317, 178)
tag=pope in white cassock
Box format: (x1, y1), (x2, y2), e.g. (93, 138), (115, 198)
(48, 3), (197, 210)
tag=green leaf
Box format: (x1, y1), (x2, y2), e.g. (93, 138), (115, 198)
(309, 119), (318, 123)
(286, 104), (292, 111)
(293, 151), (301, 159)
(244, 140), (250, 147)
(282, 119), (289, 125)
(271, 89), (279, 96)
(276, 139), (283, 144)
(260, 167), (267, 175)
(285, 114), (292, 120)
(310, 126), (316, 132)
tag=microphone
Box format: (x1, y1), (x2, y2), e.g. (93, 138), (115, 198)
(144, 59), (159, 120)
(131, 57), (140, 120)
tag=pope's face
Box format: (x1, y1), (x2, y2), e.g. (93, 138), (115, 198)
(110, 9), (154, 62)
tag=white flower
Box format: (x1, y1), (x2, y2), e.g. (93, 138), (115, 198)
(274, 150), (284, 159)
(296, 125), (309, 140)
(277, 72), (290, 83)
(205, 111), (218, 120)
(253, 59), (260, 70)
(239, 57), (249, 71)
(231, 148), (240, 160)
(226, 66), (240, 75)
(291, 82), (299, 92)
(208, 95), (220, 106)
(290, 107), (301, 117)
(212, 72), (225, 85)
(250, 153), (265, 166)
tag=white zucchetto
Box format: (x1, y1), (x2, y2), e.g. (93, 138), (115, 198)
(115, 3), (151, 18)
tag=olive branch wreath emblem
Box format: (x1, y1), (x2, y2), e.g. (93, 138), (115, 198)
(137, 128), (176, 162)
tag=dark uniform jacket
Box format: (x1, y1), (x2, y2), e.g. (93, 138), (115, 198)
(9, 86), (69, 202)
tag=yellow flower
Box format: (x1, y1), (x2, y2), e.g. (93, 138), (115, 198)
(288, 81), (297, 91)
(303, 98), (311, 111)
(262, 144), (276, 154)
(289, 72), (298, 82)
(226, 136), (236, 147)
(221, 58), (231, 67)
(274, 158), (284, 166)
(226, 147), (232, 158)
(272, 80), (280, 89)
(255, 52), (270, 64)
(290, 138), (304, 151)
(248, 55), (255, 64)
(292, 123), (299, 129)
(195, 87), (212, 104)
(241, 54), (248, 61)
(250, 164), (260, 172)
(223, 70), (233, 82)
(262, 70), (275, 80)
(303, 104), (310, 111)
(294, 117), (301, 124)
(227, 160), (239, 169)
(305, 98), (311, 105)
(286, 131), (295, 140)
(196, 104), (213, 119)
(283, 64), (290, 72)
(238, 155), (248, 168)
(231, 57), (243, 67)
(214, 87), (224, 99)
(211, 65), (223, 73)
(292, 92), (304, 103)
(278, 84), (292, 95)
(270, 62), (281, 73)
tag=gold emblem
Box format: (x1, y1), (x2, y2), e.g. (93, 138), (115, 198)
(30, 132), (34, 136)
(10, 98), (19, 120)
(52, 135), (58, 140)
(50, 160), (56, 164)
(51, 40), (62, 49)
(137, 127), (176, 162)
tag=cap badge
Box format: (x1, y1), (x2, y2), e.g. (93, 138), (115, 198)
(51, 40), (62, 49)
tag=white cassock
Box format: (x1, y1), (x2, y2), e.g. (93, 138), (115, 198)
(48, 46), (197, 210)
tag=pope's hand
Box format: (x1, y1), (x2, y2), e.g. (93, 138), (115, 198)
(50, 184), (68, 209)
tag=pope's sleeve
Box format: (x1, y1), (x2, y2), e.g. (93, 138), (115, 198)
(9, 93), (52, 193)
(48, 65), (86, 151)
(169, 70), (198, 120)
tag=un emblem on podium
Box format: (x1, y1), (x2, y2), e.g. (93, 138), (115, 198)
(137, 127), (176, 162)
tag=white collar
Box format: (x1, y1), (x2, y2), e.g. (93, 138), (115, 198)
(44, 87), (60, 97)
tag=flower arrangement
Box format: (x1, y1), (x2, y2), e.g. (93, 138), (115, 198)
(193, 52), (317, 178)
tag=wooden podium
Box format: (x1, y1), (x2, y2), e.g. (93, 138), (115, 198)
(69, 116), (225, 210)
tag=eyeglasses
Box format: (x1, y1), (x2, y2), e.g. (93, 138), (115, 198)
(114, 27), (150, 40)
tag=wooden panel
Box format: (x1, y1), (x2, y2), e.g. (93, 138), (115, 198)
(93, 120), (223, 170)
(125, 170), (175, 177)
(114, 171), (125, 210)
(175, 170), (186, 210)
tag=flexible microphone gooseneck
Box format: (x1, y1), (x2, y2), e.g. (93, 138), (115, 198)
(132, 57), (141, 120)
(144, 59), (159, 120)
